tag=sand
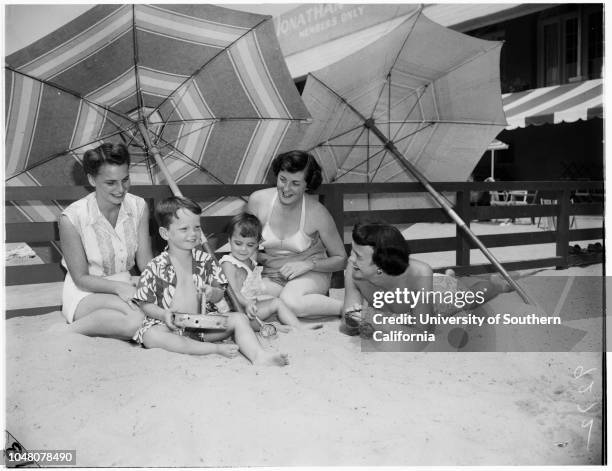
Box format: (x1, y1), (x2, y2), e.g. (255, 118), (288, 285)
(4, 265), (604, 467)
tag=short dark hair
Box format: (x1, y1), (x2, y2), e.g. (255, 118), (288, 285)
(352, 222), (410, 276)
(271, 150), (322, 191)
(155, 196), (202, 229)
(226, 213), (262, 241)
(83, 143), (130, 176)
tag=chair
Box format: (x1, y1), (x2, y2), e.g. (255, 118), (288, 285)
(537, 198), (576, 230)
(489, 190), (509, 206)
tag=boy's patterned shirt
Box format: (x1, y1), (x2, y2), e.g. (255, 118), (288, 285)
(134, 246), (227, 310)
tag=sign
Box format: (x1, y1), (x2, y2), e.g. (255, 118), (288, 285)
(274, 4), (419, 56)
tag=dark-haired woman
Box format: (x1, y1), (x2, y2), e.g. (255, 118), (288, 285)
(343, 222), (518, 334)
(247, 150), (347, 318)
(59, 143), (153, 338)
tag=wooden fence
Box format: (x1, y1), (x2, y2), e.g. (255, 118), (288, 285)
(5, 180), (604, 317)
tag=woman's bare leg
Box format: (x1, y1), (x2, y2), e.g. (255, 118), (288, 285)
(67, 294), (144, 339)
(257, 299), (322, 330)
(279, 275), (342, 318)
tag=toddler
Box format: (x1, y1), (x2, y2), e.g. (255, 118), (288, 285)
(220, 213), (322, 331)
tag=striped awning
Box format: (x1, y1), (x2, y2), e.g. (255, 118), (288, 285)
(503, 79), (603, 130)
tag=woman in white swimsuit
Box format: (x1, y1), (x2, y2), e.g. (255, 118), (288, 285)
(247, 151), (347, 318)
(59, 143), (153, 338)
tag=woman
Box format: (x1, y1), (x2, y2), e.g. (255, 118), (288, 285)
(247, 150), (347, 317)
(59, 143), (153, 338)
(343, 222), (518, 333)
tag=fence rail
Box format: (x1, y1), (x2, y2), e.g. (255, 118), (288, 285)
(5, 181), (604, 316)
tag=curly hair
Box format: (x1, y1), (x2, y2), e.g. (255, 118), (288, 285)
(352, 222), (410, 276)
(83, 143), (130, 176)
(271, 150), (322, 192)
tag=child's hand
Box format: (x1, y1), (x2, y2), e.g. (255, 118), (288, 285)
(245, 302), (258, 319)
(164, 309), (178, 331)
(202, 284), (214, 298)
(202, 284), (224, 303)
(130, 276), (140, 287)
(116, 282), (138, 310)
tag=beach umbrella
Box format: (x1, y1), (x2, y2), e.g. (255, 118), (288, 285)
(5, 4), (310, 223)
(299, 7), (532, 302)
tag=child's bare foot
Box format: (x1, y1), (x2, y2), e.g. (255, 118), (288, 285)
(217, 344), (239, 358)
(254, 351), (289, 367)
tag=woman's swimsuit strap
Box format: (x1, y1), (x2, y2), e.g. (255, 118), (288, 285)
(262, 192), (312, 253)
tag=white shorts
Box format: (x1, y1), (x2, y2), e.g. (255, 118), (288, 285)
(61, 271), (131, 323)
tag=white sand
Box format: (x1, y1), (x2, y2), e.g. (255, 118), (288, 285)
(4, 265), (604, 466)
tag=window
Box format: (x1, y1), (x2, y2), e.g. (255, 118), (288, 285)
(538, 6), (603, 86)
(539, 13), (580, 86)
(587, 10), (603, 79)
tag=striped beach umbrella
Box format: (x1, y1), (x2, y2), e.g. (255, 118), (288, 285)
(5, 4), (310, 222)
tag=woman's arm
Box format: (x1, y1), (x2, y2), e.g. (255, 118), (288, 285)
(59, 215), (136, 303)
(310, 204), (347, 273)
(135, 206), (153, 272)
(246, 190), (264, 219)
(343, 263), (365, 315)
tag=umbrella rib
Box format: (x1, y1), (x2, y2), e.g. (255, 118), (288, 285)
(152, 135), (228, 185)
(131, 5), (145, 124)
(160, 117), (307, 123)
(388, 6), (424, 75)
(5, 66), (135, 124)
(307, 123), (365, 152)
(380, 119), (507, 126)
(370, 149), (390, 181)
(308, 73), (371, 129)
(154, 121), (216, 151)
(390, 85), (429, 143)
(334, 146), (387, 181)
(5, 127), (136, 182)
(148, 17), (271, 120)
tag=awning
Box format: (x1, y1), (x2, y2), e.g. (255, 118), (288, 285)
(503, 79), (603, 130)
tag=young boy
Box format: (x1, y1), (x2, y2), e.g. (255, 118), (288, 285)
(132, 196), (288, 367)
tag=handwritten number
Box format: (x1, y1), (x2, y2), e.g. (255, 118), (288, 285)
(581, 419), (594, 450)
(573, 366), (596, 379)
(577, 402), (597, 413)
(578, 381), (594, 394)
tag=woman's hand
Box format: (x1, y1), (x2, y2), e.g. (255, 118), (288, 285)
(279, 260), (314, 280)
(245, 302), (258, 319)
(115, 282), (138, 310)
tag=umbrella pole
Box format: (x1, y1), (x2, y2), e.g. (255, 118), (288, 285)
(137, 123), (243, 313)
(363, 119), (536, 305)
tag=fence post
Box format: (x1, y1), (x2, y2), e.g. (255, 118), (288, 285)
(320, 185), (344, 240)
(320, 184), (345, 289)
(556, 188), (571, 268)
(455, 188), (471, 268)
